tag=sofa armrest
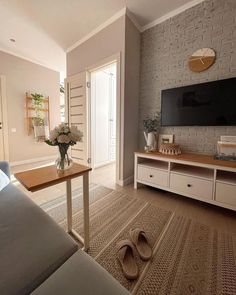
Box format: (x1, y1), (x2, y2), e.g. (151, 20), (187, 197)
(0, 161), (10, 179)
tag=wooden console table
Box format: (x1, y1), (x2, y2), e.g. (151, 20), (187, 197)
(134, 151), (236, 211)
(15, 163), (92, 251)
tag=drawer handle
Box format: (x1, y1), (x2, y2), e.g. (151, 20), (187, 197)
(187, 184), (192, 187)
(149, 175), (153, 178)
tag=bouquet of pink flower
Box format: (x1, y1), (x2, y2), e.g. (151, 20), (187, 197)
(45, 123), (83, 170)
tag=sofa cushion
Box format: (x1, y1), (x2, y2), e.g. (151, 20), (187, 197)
(0, 183), (78, 295)
(0, 169), (10, 191)
(0, 161), (10, 179)
(31, 250), (131, 295)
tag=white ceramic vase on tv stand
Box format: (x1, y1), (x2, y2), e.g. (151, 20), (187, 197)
(144, 131), (158, 151)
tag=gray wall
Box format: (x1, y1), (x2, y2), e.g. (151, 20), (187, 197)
(0, 51), (60, 163)
(139, 0), (236, 154)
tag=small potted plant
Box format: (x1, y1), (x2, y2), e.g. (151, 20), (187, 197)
(45, 123), (83, 170)
(31, 93), (48, 141)
(143, 112), (161, 151)
(31, 93), (44, 124)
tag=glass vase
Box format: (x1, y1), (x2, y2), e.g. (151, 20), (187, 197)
(55, 145), (73, 170)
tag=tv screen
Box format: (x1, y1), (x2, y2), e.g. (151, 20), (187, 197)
(161, 77), (236, 126)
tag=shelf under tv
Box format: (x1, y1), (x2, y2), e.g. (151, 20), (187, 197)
(134, 151), (236, 211)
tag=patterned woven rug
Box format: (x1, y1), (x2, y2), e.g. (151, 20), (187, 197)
(41, 185), (236, 295)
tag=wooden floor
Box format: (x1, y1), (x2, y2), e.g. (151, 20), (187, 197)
(11, 160), (236, 236)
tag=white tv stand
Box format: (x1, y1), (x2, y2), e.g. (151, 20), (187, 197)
(134, 151), (236, 211)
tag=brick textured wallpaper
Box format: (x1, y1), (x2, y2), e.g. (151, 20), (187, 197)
(139, 0), (236, 154)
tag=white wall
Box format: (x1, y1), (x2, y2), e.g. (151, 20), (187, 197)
(0, 51), (60, 163)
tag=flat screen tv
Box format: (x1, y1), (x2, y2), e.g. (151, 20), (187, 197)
(161, 77), (236, 126)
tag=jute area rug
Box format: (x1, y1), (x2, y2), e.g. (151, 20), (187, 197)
(41, 184), (236, 295)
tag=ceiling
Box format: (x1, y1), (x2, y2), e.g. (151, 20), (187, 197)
(0, 0), (203, 72)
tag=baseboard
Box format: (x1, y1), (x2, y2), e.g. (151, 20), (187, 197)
(94, 160), (116, 169)
(10, 155), (56, 167)
(117, 175), (134, 186)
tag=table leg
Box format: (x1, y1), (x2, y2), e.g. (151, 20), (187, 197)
(66, 174), (89, 251)
(83, 172), (89, 251)
(66, 179), (72, 232)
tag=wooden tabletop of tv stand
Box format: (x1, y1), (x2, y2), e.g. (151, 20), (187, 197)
(135, 151), (236, 169)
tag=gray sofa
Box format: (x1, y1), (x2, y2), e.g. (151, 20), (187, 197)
(0, 162), (130, 295)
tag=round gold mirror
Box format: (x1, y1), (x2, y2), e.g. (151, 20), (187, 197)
(188, 48), (216, 72)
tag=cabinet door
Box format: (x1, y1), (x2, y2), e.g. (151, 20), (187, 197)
(216, 182), (236, 207)
(170, 173), (213, 200)
(137, 165), (168, 187)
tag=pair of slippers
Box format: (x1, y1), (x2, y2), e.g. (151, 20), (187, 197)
(117, 228), (152, 280)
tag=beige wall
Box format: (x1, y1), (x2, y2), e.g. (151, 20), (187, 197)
(123, 15), (140, 179)
(67, 16), (127, 181)
(67, 15), (140, 183)
(67, 16), (126, 76)
(0, 51), (60, 163)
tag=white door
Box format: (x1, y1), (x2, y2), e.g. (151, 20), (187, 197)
(0, 79), (5, 161)
(91, 63), (116, 168)
(66, 72), (89, 166)
(108, 68), (116, 162)
(91, 70), (110, 168)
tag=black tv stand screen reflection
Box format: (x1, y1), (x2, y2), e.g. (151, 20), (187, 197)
(161, 77), (236, 126)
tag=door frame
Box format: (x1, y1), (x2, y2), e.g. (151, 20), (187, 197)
(0, 75), (9, 161)
(87, 53), (121, 184)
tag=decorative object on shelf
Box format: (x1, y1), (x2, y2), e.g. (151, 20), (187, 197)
(45, 123), (83, 170)
(188, 48), (216, 72)
(215, 135), (236, 162)
(158, 134), (174, 149)
(144, 132), (158, 152)
(144, 145), (152, 153)
(143, 112), (161, 151)
(26, 92), (50, 142)
(159, 143), (181, 155)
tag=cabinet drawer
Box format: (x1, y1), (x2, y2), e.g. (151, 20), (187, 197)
(216, 182), (236, 207)
(170, 173), (213, 200)
(137, 165), (168, 187)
